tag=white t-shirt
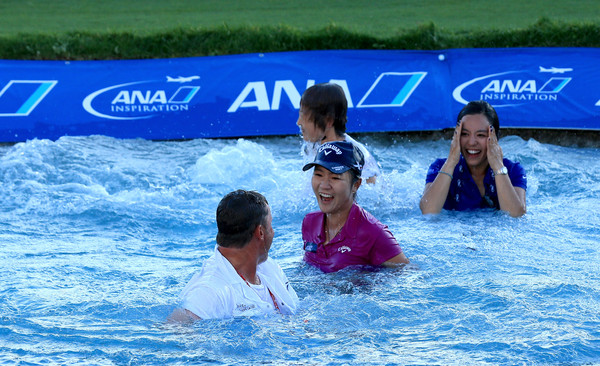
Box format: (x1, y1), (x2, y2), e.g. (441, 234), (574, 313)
(179, 246), (299, 319)
(248, 281), (271, 303)
(301, 133), (381, 180)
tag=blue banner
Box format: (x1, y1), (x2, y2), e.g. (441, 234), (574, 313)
(0, 48), (598, 142)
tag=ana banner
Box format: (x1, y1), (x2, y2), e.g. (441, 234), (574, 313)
(0, 48), (598, 142)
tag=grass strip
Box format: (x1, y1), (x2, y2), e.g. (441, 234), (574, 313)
(1, 18), (599, 61)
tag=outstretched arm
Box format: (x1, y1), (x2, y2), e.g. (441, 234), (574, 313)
(486, 126), (526, 217)
(420, 121), (462, 214)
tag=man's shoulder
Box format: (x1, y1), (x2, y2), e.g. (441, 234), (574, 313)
(179, 256), (239, 311)
(179, 269), (235, 320)
(187, 254), (235, 288)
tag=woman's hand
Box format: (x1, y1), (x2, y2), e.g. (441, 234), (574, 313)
(447, 120), (462, 167)
(487, 125), (527, 217)
(486, 126), (504, 171)
(419, 120), (461, 215)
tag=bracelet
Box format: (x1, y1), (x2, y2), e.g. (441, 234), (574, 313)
(438, 171), (453, 180)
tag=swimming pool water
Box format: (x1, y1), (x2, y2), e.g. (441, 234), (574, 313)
(0, 134), (599, 365)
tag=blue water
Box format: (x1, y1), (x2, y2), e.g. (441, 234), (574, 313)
(1, 134), (599, 365)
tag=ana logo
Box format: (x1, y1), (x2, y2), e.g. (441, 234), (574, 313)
(0, 80), (57, 117)
(82, 76), (200, 120)
(453, 67), (572, 107)
(227, 72), (427, 113)
(356, 72), (426, 108)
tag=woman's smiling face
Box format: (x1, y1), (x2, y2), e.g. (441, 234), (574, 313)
(311, 166), (355, 215)
(459, 113), (491, 169)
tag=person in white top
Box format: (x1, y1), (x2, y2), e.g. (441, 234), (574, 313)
(297, 83), (381, 184)
(168, 190), (299, 321)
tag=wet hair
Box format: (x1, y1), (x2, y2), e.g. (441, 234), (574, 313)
(300, 83), (347, 136)
(350, 144), (365, 181)
(457, 100), (500, 137)
(350, 169), (361, 186)
(343, 169), (362, 201)
(216, 190), (269, 249)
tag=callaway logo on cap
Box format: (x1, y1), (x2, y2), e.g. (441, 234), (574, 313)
(302, 141), (365, 176)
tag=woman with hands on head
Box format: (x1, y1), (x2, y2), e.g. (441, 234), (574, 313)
(419, 100), (527, 217)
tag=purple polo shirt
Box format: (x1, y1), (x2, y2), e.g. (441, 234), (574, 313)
(302, 203), (404, 273)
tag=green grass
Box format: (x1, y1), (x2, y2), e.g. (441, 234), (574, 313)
(1, 0), (599, 60)
(1, 0), (600, 37)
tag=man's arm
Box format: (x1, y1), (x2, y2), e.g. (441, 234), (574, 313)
(167, 308), (201, 323)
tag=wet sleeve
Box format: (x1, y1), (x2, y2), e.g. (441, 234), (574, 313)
(425, 159), (446, 184)
(369, 225), (404, 266)
(181, 286), (230, 320)
(508, 161), (527, 190)
(362, 154), (381, 180)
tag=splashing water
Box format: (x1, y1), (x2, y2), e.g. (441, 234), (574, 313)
(0, 134), (599, 365)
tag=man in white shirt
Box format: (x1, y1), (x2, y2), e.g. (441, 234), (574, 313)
(168, 190), (298, 321)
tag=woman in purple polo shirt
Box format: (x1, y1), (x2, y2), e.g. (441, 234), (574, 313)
(419, 100), (527, 217)
(301, 141), (409, 273)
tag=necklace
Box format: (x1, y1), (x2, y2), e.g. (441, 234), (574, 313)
(238, 272), (280, 312)
(325, 222), (344, 244)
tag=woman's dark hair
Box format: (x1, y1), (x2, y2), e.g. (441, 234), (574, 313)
(300, 83), (347, 136)
(457, 100), (500, 137)
(350, 169), (361, 185)
(216, 190), (269, 249)
(349, 145), (364, 199)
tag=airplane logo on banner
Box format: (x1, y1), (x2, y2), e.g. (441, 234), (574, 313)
(167, 75), (200, 83)
(539, 66), (573, 74)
